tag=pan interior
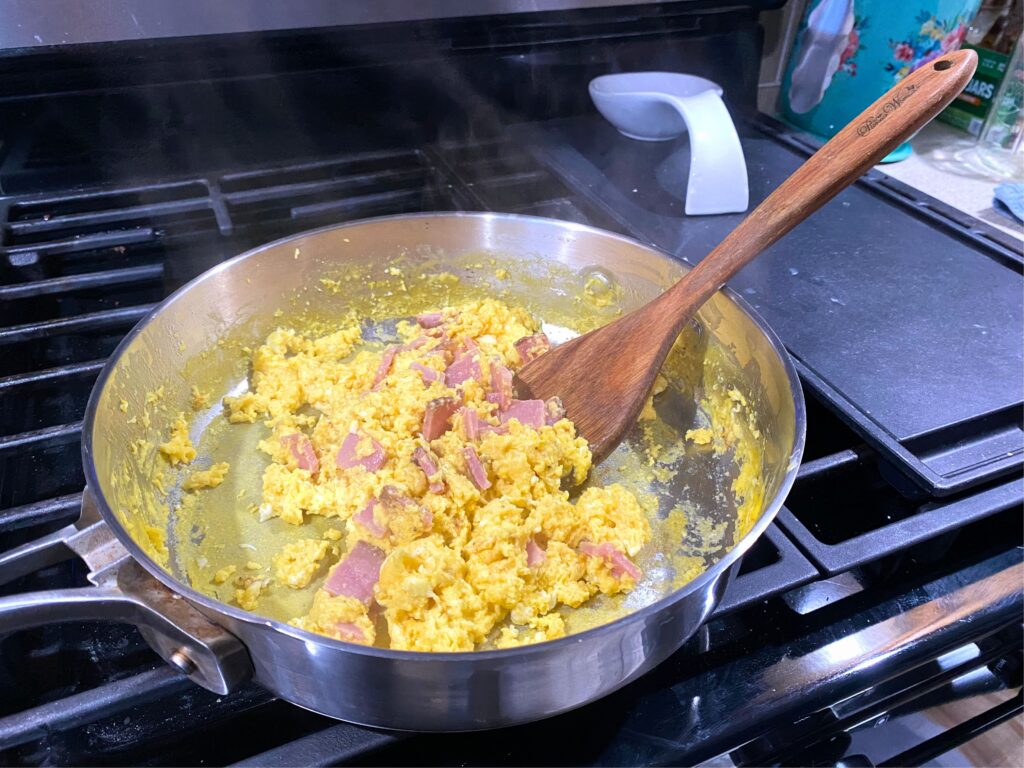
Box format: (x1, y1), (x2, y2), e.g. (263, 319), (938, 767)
(89, 216), (795, 647)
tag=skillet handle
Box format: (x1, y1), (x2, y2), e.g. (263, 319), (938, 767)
(0, 522), (79, 585)
(0, 488), (252, 696)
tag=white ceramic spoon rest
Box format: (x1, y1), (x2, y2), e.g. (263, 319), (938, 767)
(589, 72), (749, 215)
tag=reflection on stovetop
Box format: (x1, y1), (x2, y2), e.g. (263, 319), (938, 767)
(0, 126), (1021, 766)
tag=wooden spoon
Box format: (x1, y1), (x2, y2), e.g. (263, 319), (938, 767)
(515, 49), (978, 464)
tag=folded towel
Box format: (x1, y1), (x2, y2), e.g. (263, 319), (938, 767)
(994, 182), (1024, 223)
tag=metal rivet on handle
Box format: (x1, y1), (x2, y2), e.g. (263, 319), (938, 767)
(169, 649), (197, 675)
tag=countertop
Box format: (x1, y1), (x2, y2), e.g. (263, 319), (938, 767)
(876, 121), (1023, 240)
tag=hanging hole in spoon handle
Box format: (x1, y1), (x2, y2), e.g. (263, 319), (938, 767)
(934, 59), (953, 71)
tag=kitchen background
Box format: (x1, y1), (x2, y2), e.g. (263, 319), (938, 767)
(759, 0), (1023, 237)
(0, 1), (1020, 765)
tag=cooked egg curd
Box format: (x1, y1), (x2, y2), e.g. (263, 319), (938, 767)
(203, 299), (652, 651)
(131, 253), (769, 654)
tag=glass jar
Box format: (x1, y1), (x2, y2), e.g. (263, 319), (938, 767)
(974, 35), (1024, 178)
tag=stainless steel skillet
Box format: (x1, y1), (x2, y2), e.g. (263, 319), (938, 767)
(0, 213), (805, 730)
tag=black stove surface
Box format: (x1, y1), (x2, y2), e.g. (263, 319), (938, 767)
(518, 115), (1023, 497)
(0, 115), (1021, 767)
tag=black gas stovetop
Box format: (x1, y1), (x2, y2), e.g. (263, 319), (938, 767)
(0, 5), (1021, 766)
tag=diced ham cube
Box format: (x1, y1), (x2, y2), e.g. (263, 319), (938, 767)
(336, 432), (386, 472)
(372, 346), (398, 389)
(354, 487), (429, 539)
(410, 362), (442, 385)
(425, 336), (452, 364)
(526, 538), (546, 567)
(544, 396), (566, 425)
(422, 396), (459, 440)
(335, 621), (367, 644)
(460, 407), (483, 440)
(379, 485), (416, 511)
(445, 354), (481, 388)
(281, 433), (319, 474)
(489, 359), (513, 410)
(514, 333), (551, 364)
(400, 336), (430, 352)
(456, 338), (479, 356)
(353, 499), (387, 538)
(474, 419), (509, 438)
(412, 446), (438, 475)
(499, 399), (546, 429)
(324, 541), (386, 604)
(607, 549), (642, 581)
(462, 445), (490, 491)
(578, 541), (605, 558)
(416, 312), (444, 328)
(579, 541), (642, 581)
(375, 486), (434, 531)
(413, 446), (446, 494)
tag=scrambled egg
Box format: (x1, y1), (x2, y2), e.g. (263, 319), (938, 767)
(234, 575), (269, 611)
(212, 564), (237, 584)
(274, 539), (333, 588)
(144, 524), (169, 561)
(220, 298), (652, 651)
(159, 415), (196, 465)
(183, 462), (230, 491)
(685, 428), (713, 445)
(190, 385), (211, 410)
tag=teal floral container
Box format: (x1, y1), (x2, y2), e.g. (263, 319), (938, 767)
(780, 0), (981, 161)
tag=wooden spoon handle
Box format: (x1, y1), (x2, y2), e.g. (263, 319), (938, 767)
(660, 48), (978, 326)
